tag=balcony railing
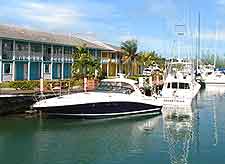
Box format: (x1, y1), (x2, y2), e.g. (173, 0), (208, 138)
(15, 56), (29, 60)
(2, 50), (13, 60)
(44, 73), (51, 80)
(64, 58), (73, 63)
(53, 57), (62, 62)
(30, 56), (42, 61)
(31, 51), (42, 57)
(16, 50), (28, 57)
(43, 54), (51, 61)
(3, 73), (13, 81)
(15, 50), (29, 60)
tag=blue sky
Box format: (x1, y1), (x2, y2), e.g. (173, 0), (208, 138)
(0, 0), (225, 57)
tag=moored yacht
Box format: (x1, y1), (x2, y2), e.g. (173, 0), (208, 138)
(202, 70), (225, 86)
(160, 60), (201, 106)
(32, 76), (163, 118)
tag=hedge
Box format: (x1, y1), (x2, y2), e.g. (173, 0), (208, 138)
(0, 79), (83, 90)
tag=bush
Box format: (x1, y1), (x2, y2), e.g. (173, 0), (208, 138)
(0, 79), (84, 90)
(0, 80), (40, 90)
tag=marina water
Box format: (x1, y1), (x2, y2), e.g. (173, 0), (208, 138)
(0, 87), (225, 164)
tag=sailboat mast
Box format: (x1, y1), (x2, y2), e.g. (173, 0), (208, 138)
(197, 12), (201, 70)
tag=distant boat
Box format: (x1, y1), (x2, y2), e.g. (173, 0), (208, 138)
(159, 60), (201, 106)
(199, 65), (225, 86)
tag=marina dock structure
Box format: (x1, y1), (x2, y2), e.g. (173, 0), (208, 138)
(0, 24), (136, 82)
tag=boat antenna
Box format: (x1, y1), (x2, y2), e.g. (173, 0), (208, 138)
(214, 21), (218, 68)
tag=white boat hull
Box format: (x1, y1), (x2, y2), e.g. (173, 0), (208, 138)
(32, 92), (163, 118)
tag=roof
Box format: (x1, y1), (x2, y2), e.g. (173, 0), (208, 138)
(73, 34), (121, 52)
(0, 24), (113, 50)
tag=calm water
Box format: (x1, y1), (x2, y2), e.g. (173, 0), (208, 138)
(1, 87), (225, 164)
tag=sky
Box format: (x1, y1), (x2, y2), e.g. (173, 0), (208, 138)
(0, 0), (225, 57)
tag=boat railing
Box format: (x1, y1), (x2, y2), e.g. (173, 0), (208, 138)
(33, 80), (74, 102)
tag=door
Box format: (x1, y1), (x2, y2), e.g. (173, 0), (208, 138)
(24, 63), (28, 80)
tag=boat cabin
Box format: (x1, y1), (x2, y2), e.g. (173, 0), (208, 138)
(96, 78), (142, 95)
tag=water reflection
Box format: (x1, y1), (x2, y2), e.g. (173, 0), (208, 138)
(202, 86), (225, 97)
(162, 106), (195, 164)
(1, 88), (225, 164)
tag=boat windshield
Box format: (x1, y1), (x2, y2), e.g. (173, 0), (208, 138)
(96, 81), (135, 94)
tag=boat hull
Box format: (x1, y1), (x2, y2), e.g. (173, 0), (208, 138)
(34, 101), (162, 119)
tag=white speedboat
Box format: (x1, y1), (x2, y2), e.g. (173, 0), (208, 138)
(32, 77), (163, 118)
(160, 61), (201, 106)
(203, 70), (225, 86)
(198, 64), (225, 86)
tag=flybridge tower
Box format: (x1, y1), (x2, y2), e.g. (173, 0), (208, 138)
(175, 24), (186, 59)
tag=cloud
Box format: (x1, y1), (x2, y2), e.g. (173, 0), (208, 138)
(21, 2), (83, 25)
(119, 33), (170, 53)
(0, 1), (85, 32)
(198, 31), (225, 41)
(0, 0), (122, 34)
(217, 0), (225, 6)
(18, 2), (84, 31)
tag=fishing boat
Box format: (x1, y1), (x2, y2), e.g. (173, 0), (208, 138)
(160, 60), (201, 106)
(32, 76), (163, 118)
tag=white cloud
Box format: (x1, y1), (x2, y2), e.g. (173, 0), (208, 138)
(119, 33), (170, 53)
(217, 0), (225, 6)
(19, 2), (83, 28)
(199, 31), (225, 41)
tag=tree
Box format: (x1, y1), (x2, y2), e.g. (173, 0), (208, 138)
(121, 40), (138, 75)
(72, 44), (102, 79)
(137, 51), (165, 72)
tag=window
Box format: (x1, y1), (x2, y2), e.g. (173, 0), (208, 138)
(16, 42), (28, 51)
(2, 40), (13, 51)
(3, 63), (12, 74)
(31, 44), (42, 53)
(54, 47), (62, 54)
(184, 83), (190, 89)
(111, 54), (116, 59)
(96, 81), (135, 94)
(167, 83), (171, 88)
(172, 82), (178, 89)
(179, 83), (185, 89)
(48, 47), (51, 54)
(44, 64), (51, 73)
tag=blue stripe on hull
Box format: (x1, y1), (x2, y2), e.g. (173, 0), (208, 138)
(35, 102), (162, 119)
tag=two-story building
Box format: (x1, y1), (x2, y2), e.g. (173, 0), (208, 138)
(0, 25), (124, 82)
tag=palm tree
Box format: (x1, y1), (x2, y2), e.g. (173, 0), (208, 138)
(137, 51), (165, 72)
(72, 44), (102, 79)
(121, 40), (138, 75)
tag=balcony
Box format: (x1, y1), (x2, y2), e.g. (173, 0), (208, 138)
(31, 51), (42, 57)
(3, 73), (13, 81)
(30, 51), (42, 61)
(101, 58), (110, 64)
(15, 50), (29, 60)
(53, 57), (62, 62)
(44, 73), (51, 80)
(53, 53), (62, 58)
(64, 58), (73, 63)
(53, 53), (62, 62)
(43, 54), (51, 61)
(2, 50), (13, 60)
(31, 56), (42, 61)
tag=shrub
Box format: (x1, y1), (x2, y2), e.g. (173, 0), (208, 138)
(0, 79), (84, 90)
